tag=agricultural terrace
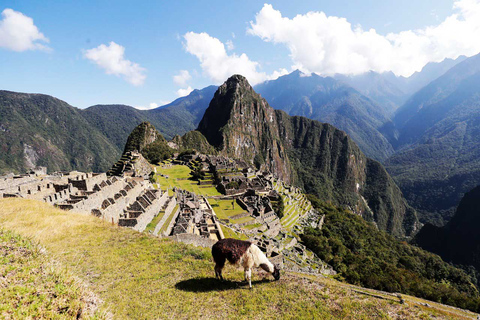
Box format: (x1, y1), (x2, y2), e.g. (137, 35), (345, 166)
(273, 180), (312, 230)
(154, 164), (221, 197)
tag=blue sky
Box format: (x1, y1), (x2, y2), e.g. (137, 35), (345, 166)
(1, 0), (477, 109)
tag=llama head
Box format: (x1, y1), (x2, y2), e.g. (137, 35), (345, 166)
(273, 265), (281, 280)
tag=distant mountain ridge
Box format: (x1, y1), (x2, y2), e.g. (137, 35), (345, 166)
(255, 71), (394, 162)
(0, 90), (119, 174)
(199, 75), (419, 238)
(385, 53), (480, 224)
(81, 86), (217, 150)
(335, 56), (467, 116)
(0, 86), (216, 174)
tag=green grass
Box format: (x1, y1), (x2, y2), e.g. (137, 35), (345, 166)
(212, 199), (245, 220)
(0, 199), (477, 319)
(0, 229), (98, 319)
(154, 165), (221, 196)
(233, 216), (256, 224)
(160, 204), (179, 235)
(220, 225), (249, 240)
(243, 223), (262, 230)
(144, 211), (165, 233)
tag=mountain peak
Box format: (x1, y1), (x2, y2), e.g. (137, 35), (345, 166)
(197, 74), (292, 181)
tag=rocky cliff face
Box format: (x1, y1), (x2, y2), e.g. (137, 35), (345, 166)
(198, 75), (292, 183)
(198, 75), (418, 237)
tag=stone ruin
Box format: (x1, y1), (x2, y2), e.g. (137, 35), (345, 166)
(168, 189), (224, 241)
(0, 168), (91, 203)
(251, 232), (335, 276)
(107, 151), (152, 179)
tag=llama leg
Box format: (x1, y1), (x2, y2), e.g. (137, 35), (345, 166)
(246, 268), (252, 289)
(215, 264), (224, 281)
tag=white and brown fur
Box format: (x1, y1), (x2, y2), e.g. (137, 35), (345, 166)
(212, 238), (280, 288)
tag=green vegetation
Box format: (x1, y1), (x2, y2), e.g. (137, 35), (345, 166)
(159, 204), (179, 235)
(209, 199), (251, 225)
(154, 165), (221, 196)
(219, 225), (248, 240)
(387, 55), (480, 225)
(173, 130), (217, 155)
(144, 211), (165, 233)
(271, 197), (285, 219)
(0, 90), (120, 174)
(414, 186), (480, 280)
(0, 229), (96, 318)
(143, 140), (174, 165)
(3, 198), (469, 319)
(301, 198), (480, 313)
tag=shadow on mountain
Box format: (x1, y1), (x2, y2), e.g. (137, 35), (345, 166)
(175, 277), (271, 292)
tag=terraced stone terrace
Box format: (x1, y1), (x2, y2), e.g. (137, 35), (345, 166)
(274, 180), (313, 230)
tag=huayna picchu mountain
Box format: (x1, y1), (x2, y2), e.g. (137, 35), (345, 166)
(198, 75), (419, 238)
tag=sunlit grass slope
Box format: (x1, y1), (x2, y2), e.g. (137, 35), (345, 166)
(0, 198), (476, 319)
(0, 229), (98, 319)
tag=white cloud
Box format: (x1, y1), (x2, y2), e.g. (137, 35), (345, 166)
(176, 86), (193, 97)
(135, 102), (159, 110)
(183, 31), (287, 85)
(173, 70), (191, 86)
(84, 41), (146, 86)
(0, 8), (50, 52)
(248, 1), (480, 77)
(226, 40), (234, 51)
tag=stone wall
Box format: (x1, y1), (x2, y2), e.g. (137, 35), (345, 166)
(132, 190), (168, 232)
(163, 207), (181, 236)
(168, 233), (216, 248)
(99, 181), (145, 224)
(153, 196), (177, 236)
(69, 173), (106, 191)
(44, 184), (78, 204)
(69, 177), (124, 214)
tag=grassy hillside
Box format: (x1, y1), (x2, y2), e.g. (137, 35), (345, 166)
(0, 91), (120, 174)
(0, 229), (100, 318)
(1, 198), (476, 319)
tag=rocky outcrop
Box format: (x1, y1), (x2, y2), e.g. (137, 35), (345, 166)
(198, 75), (292, 183)
(197, 75), (418, 238)
(123, 122), (165, 154)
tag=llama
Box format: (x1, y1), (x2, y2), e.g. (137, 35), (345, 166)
(211, 238), (280, 288)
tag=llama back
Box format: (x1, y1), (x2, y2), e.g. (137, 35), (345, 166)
(212, 238), (252, 265)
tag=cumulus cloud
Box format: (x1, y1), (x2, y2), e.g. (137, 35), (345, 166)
(248, 1), (480, 77)
(84, 42), (146, 86)
(176, 86), (193, 97)
(0, 8), (50, 52)
(173, 70), (191, 86)
(183, 31), (287, 85)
